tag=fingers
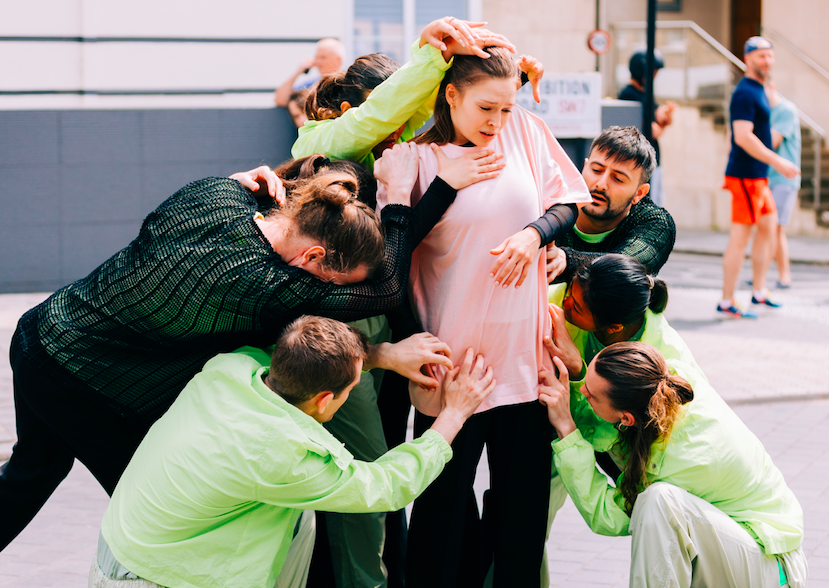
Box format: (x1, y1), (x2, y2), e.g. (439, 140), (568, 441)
(410, 367), (440, 389)
(552, 356), (569, 386)
(514, 262), (531, 288)
(531, 78), (541, 103)
(458, 347), (475, 377)
(489, 238), (507, 257)
(538, 369), (554, 386)
(429, 143), (447, 162)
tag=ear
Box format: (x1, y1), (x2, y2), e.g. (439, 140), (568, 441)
(445, 83), (459, 108)
(339, 101), (352, 114)
(604, 323), (625, 335)
(620, 411), (636, 427)
(300, 245), (327, 267)
(632, 182), (650, 205)
(316, 391), (335, 414)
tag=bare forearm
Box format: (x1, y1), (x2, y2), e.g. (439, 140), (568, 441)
(735, 132), (778, 166)
(275, 75), (300, 107)
(429, 408), (467, 445)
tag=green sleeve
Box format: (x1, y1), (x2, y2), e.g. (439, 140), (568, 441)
(292, 41), (451, 163)
(255, 429), (452, 513)
(553, 429), (631, 536)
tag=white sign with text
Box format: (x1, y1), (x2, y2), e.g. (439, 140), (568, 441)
(517, 72), (602, 139)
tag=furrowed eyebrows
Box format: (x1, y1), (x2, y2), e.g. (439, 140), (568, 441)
(478, 99), (516, 106)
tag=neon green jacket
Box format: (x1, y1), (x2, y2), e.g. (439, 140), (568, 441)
(102, 347), (452, 588)
(548, 282), (707, 452)
(552, 359), (804, 555)
(291, 41), (452, 170)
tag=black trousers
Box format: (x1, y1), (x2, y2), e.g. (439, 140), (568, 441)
(0, 329), (150, 550)
(405, 401), (553, 588)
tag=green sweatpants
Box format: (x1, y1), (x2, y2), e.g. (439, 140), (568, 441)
(322, 316), (393, 588)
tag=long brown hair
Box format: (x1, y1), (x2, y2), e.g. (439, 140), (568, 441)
(593, 342), (694, 515)
(415, 47), (519, 146)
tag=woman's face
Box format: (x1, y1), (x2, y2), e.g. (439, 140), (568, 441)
(447, 78), (516, 146)
(562, 280), (598, 332)
(580, 361), (625, 424)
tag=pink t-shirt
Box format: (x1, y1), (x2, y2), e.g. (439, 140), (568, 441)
(381, 107), (590, 415)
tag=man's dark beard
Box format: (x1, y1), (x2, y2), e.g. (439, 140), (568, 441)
(581, 191), (635, 221)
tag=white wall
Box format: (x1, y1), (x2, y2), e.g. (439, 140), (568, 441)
(0, 0), (347, 109)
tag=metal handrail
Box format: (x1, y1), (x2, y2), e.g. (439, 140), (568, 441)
(762, 26), (829, 86)
(613, 20), (825, 209)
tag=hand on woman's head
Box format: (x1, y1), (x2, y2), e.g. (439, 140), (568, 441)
(420, 17), (481, 53)
(229, 166), (286, 205)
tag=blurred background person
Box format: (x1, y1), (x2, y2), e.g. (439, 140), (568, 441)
(275, 38), (346, 108)
(618, 48), (676, 208)
(287, 89), (309, 128)
(766, 80), (801, 289)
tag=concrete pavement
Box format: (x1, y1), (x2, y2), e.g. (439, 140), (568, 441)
(1, 231), (829, 586)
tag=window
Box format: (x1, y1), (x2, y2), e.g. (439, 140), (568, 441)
(353, 0), (474, 65)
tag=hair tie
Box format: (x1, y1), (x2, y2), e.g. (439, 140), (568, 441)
(313, 157), (331, 173)
(647, 275), (655, 290)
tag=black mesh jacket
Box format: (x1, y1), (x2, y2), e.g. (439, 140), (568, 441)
(17, 177), (454, 423)
(555, 197), (676, 284)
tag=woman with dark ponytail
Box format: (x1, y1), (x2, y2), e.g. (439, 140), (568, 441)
(539, 342), (806, 587)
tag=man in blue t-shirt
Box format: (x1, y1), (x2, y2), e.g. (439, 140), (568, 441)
(718, 37), (800, 319)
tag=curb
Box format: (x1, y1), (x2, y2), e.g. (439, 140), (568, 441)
(673, 247), (829, 267)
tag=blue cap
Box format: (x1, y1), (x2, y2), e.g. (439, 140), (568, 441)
(744, 36), (773, 55)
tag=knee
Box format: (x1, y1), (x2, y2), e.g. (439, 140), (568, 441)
(630, 482), (687, 533)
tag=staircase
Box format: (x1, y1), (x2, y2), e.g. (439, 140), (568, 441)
(611, 20), (829, 229)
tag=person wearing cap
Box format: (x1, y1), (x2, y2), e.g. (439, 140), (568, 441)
(718, 36), (800, 319)
(618, 48), (677, 208)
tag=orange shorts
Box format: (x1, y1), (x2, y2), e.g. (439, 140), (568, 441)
(724, 176), (776, 225)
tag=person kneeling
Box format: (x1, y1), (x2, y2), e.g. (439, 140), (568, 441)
(540, 342), (806, 588)
(89, 316), (495, 588)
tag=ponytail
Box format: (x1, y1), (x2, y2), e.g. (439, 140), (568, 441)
(305, 53), (399, 122)
(273, 155), (378, 209)
(648, 277), (669, 314)
(593, 342), (693, 515)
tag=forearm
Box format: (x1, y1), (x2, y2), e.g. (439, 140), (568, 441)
(553, 429), (631, 536)
(527, 203), (578, 247)
(429, 408), (467, 445)
(735, 132), (779, 166)
(275, 74), (300, 107)
(410, 176), (458, 246)
(264, 429), (452, 513)
(291, 41), (450, 162)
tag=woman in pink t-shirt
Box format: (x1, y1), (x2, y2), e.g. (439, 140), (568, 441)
(391, 48), (591, 587)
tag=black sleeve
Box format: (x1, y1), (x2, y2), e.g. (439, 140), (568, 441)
(527, 203), (578, 247)
(409, 176), (457, 246)
(554, 199), (677, 284)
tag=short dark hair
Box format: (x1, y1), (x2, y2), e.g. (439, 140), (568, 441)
(589, 126), (657, 185)
(267, 316), (369, 405)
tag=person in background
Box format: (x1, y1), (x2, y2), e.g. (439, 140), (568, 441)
(718, 36), (799, 318)
(546, 126), (676, 285)
(618, 48), (676, 207)
(287, 89), (309, 128)
(766, 80), (801, 289)
(89, 316), (497, 588)
(275, 38), (346, 107)
(539, 342), (807, 588)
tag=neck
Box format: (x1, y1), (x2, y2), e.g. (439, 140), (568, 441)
(262, 373), (318, 418)
(575, 208), (629, 234)
(256, 214), (290, 253)
(630, 79), (644, 92)
(595, 318), (644, 346)
(745, 69), (765, 84)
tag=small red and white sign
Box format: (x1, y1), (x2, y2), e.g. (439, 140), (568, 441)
(587, 29), (612, 55)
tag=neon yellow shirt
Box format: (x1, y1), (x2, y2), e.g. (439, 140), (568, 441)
(291, 40), (452, 170)
(102, 347), (452, 588)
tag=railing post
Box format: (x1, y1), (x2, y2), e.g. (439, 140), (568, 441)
(815, 134), (822, 210)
